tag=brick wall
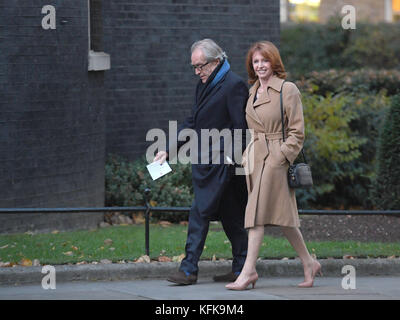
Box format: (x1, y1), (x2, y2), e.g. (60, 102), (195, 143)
(0, 0), (105, 232)
(103, 0), (281, 160)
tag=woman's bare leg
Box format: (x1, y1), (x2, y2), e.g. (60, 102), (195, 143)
(226, 225), (264, 289)
(280, 226), (318, 284)
(240, 225), (264, 276)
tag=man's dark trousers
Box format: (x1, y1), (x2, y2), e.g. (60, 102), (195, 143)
(179, 174), (248, 275)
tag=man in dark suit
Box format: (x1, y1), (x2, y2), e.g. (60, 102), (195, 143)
(154, 39), (248, 285)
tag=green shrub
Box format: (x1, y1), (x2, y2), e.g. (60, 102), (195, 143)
(298, 91), (390, 209)
(105, 154), (193, 222)
(281, 21), (350, 76)
(297, 93), (365, 207)
(342, 23), (400, 70)
(294, 69), (400, 97)
(281, 20), (399, 208)
(340, 92), (390, 208)
(281, 21), (400, 77)
(372, 94), (400, 209)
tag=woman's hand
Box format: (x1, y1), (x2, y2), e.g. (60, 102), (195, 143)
(154, 151), (168, 163)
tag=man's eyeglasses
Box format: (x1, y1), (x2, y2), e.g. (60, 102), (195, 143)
(191, 61), (210, 71)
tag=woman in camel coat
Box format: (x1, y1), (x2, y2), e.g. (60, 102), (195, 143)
(226, 41), (321, 290)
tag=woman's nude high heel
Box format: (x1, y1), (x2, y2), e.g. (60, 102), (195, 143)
(298, 260), (322, 288)
(225, 273), (258, 291)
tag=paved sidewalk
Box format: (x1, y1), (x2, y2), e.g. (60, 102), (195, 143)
(1, 276), (400, 300)
(1, 258), (400, 286)
(0, 259), (399, 300)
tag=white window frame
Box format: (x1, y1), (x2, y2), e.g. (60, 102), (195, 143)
(87, 0), (110, 71)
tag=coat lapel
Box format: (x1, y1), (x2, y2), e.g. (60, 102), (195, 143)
(268, 75), (285, 94)
(253, 92), (270, 108)
(246, 76), (285, 126)
(252, 80), (271, 108)
(245, 80), (264, 127)
(193, 75), (224, 123)
(253, 76), (284, 107)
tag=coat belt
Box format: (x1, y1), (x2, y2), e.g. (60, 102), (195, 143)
(250, 131), (288, 163)
(242, 131), (289, 170)
(253, 131), (287, 141)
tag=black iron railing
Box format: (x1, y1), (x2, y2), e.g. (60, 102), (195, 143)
(0, 188), (399, 256)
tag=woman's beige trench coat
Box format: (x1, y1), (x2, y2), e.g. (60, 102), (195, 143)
(242, 75), (304, 229)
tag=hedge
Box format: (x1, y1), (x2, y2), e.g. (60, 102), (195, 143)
(281, 20), (400, 77)
(372, 94), (400, 209)
(293, 69), (400, 97)
(105, 154), (193, 222)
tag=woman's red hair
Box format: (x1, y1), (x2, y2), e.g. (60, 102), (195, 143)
(245, 41), (286, 85)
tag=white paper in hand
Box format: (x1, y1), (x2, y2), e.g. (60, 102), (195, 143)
(146, 161), (172, 180)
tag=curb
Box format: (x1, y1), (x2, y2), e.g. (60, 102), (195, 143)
(1, 258), (399, 286)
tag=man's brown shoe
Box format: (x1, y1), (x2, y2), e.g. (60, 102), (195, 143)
(213, 272), (239, 282)
(167, 270), (197, 285)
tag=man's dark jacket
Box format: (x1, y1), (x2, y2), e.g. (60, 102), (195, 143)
(169, 62), (249, 218)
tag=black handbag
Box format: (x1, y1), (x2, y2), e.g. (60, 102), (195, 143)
(280, 81), (313, 189)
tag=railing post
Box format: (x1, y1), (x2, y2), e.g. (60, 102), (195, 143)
(144, 188), (151, 257)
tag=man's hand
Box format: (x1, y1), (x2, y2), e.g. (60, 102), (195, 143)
(154, 151), (168, 163)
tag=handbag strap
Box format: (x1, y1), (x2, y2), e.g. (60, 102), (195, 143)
(280, 80), (307, 163)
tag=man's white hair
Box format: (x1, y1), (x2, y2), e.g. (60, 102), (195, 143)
(191, 38), (228, 62)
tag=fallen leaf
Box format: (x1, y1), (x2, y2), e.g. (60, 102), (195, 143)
(71, 246), (78, 251)
(0, 244), (9, 250)
(150, 200), (157, 207)
(51, 230), (59, 234)
(19, 258), (32, 266)
(172, 254), (185, 263)
(63, 251), (73, 256)
(0, 262), (15, 267)
(158, 256), (172, 262)
(132, 213), (145, 224)
(212, 254), (217, 261)
(136, 255), (151, 263)
(104, 239), (113, 245)
(343, 255), (354, 259)
(159, 221), (172, 227)
(388, 255), (396, 259)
